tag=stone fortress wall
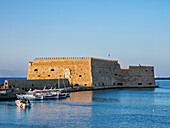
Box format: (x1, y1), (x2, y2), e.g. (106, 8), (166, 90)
(4, 79), (69, 92)
(118, 65), (155, 87)
(91, 58), (155, 88)
(27, 57), (93, 86)
(27, 57), (156, 88)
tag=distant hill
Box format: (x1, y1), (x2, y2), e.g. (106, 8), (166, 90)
(0, 70), (27, 77)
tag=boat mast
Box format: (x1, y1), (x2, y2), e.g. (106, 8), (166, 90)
(58, 67), (60, 88)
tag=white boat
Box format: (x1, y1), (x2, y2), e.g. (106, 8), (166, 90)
(16, 88), (59, 100)
(41, 89), (59, 99)
(43, 94), (59, 99)
(16, 90), (43, 100)
(48, 87), (70, 98)
(15, 99), (31, 108)
(56, 89), (70, 98)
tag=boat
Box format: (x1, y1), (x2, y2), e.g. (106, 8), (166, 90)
(56, 89), (70, 98)
(16, 90), (44, 100)
(49, 87), (70, 98)
(16, 88), (59, 100)
(15, 99), (31, 108)
(41, 88), (59, 99)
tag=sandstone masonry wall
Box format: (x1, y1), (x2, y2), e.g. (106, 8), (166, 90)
(117, 66), (155, 87)
(27, 57), (93, 86)
(4, 79), (69, 91)
(91, 58), (120, 86)
(26, 57), (156, 88)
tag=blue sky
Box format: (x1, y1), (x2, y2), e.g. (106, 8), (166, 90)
(0, 0), (170, 76)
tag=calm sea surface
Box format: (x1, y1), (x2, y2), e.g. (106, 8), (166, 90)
(0, 77), (26, 84)
(0, 79), (170, 128)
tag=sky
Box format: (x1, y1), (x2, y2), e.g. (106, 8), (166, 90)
(0, 0), (170, 77)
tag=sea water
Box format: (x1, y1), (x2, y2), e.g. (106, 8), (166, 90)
(0, 80), (170, 128)
(0, 77), (26, 84)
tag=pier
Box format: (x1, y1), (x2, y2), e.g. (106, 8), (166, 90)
(155, 77), (170, 80)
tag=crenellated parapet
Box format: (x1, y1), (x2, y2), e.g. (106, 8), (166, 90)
(34, 57), (91, 60)
(33, 57), (92, 63)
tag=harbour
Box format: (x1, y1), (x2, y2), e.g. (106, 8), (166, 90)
(0, 80), (170, 128)
(0, 56), (158, 100)
(1, 0), (170, 127)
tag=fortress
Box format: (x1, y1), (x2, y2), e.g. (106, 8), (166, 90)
(4, 57), (156, 91)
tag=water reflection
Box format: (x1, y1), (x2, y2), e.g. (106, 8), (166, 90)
(1, 81), (170, 128)
(107, 88), (155, 91)
(16, 106), (31, 113)
(0, 103), (15, 106)
(60, 91), (93, 102)
(60, 88), (156, 104)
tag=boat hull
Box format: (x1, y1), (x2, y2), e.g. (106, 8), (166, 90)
(15, 100), (31, 108)
(43, 94), (59, 99)
(16, 94), (43, 100)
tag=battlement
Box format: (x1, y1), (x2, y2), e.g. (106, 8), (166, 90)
(34, 57), (118, 61)
(33, 57), (118, 64)
(34, 57), (91, 60)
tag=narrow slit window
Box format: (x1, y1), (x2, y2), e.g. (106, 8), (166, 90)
(117, 83), (123, 85)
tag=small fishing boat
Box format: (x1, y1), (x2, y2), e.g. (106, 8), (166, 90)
(16, 90), (44, 100)
(42, 89), (59, 99)
(16, 88), (60, 100)
(15, 99), (31, 108)
(43, 94), (59, 99)
(57, 89), (70, 98)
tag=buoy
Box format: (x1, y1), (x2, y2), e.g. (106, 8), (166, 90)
(153, 110), (155, 112)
